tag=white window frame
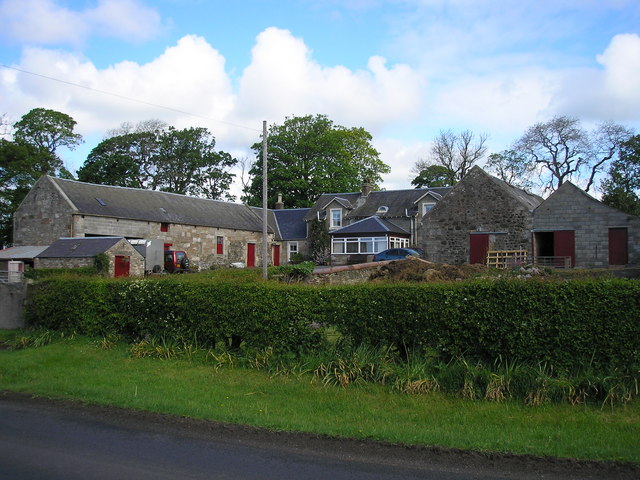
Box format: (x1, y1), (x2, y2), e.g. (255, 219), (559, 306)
(330, 208), (342, 228)
(288, 241), (298, 261)
(422, 202), (435, 216)
(332, 236), (388, 254)
(389, 237), (410, 249)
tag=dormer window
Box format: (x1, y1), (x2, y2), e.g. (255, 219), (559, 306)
(330, 208), (342, 228)
(422, 203), (436, 215)
(376, 206), (389, 215)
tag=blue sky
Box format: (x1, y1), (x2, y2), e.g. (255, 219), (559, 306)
(1, 0), (640, 198)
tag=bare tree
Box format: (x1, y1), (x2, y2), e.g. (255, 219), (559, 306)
(585, 121), (634, 192)
(514, 116), (632, 193)
(420, 129), (488, 185)
(486, 149), (535, 190)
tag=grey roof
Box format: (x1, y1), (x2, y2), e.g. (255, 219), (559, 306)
(349, 188), (452, 218)
(273, 208), (310, 240)
(48, 177), (268, 233)
(329, 216), (409, 236)
(37, 237), (125, 258)
(304, 187), (452, 222)
(249, 207), (278, 236)
(473, 167), (543, 211)
(0, 245), (48, 260)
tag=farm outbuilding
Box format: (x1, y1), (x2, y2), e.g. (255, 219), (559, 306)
(420, 167), (543, 265)
(36, 237), (144, 277)
(533, 182), (640, 268)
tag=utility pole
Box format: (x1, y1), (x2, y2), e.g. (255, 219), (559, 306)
(261, 120), (268, 280)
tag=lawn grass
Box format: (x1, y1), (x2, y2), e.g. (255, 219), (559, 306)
(1, 332), (638, 464)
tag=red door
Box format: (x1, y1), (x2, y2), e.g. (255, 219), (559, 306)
(554, 230), (575, 267)
(273, 244), (280, 266)
(247, 243), (256, 268)
(469, 234), (489, 264)
(114, 256), (130, 277)
(609, 228), (628, 265)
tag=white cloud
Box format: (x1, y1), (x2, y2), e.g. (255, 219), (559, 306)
(1, 29), (426, 193)
(236, 27), (424, 134)
(0, 0), (163, 46)
(551, 33), (640, 122)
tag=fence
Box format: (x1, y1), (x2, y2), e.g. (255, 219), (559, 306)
(533, 256), (572, 269)
(485, 250), (529, 269)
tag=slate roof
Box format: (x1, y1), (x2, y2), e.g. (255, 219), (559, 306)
(273, 208), (310, 240)
(329, 216), (410, 236)
(473, 167), (543, 211)
(0, 245), (48, 260)
(348, 188), (452, 218)
(304, 187), (452, 222)
(48, 177), (268, 233)
(37, 237), (125, 258)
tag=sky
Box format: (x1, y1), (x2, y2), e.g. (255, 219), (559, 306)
(1, 0), (640, 200)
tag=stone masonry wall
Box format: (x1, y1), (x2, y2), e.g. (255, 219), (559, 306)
(421, 169), (535, 265)
(534, 184), (640, 267)
(74, 215), (272, 269)
(13, 177), (75, 246)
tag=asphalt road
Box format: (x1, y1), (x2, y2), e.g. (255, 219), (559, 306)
(0, 394), (636, 480)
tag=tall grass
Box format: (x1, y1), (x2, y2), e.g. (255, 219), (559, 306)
(0, 331), (638, 463)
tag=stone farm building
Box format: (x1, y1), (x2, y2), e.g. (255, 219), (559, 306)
(13, 176), (274, 269)
(533, 181), (640, 268)
(36, 236), (145, 277)
(421, 166), (543, 265)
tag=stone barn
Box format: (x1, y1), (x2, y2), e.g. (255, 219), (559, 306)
(36, 237), (145, 277)
(420, 166), (543, 265)
(13, 176), (274, 269)
(533, 182), (640, 268)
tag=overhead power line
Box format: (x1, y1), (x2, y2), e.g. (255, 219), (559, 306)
(0, 64), (261, 133)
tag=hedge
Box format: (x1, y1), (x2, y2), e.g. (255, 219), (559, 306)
(25, 277), (640, 372)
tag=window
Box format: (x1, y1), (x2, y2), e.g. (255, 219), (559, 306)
(332, 236), (388, 254)
(422, 203), (435, 216)
(330, 208), (342, 228)
(216, 236), (224, 254)
(160, 222), (169, 232)
(389, 237), (409, 248)
(288, 241), (298, 259)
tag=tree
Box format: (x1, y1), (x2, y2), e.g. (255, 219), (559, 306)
(601, 134), (640, 215)
(413, 130), (487, 186)
(410, 164), (452, 188)
(512, 116), (632, 193)
(155, 126), (236, 199)
(308, 218), (330, 264)
(242, 115), (390, 208)
(78, 122), (237, 201)
(485, 149), (535, 190)
(13, 108), (83, 157)
(0, 109), (81, 247)
(77, 132), (156, 189)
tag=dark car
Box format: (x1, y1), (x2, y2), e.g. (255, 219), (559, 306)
(164, 250), (190, 273)
(372, 248), (422, 261)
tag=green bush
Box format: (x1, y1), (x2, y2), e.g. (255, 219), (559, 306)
(25, 277), (640, 373)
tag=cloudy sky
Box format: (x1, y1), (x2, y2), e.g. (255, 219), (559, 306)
(1, 0), (639, 199)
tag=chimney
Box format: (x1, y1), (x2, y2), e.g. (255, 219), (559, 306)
(275, 193), (285, 210)
(361, 178), (373, 197)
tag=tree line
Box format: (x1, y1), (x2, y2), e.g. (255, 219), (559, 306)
(1, 108), (639, 249)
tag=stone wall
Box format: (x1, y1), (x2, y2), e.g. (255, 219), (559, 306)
(74, 215), (272, 269)
(534, 183), (640, 267)
(0, 282), (26, 329)
(13, 176), (74, 246)
(421, 168), (536, 265)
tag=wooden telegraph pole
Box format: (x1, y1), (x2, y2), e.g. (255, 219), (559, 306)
(261, 120), (268, 280)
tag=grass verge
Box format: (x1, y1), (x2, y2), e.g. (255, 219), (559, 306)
(0, 332), (638, 464)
